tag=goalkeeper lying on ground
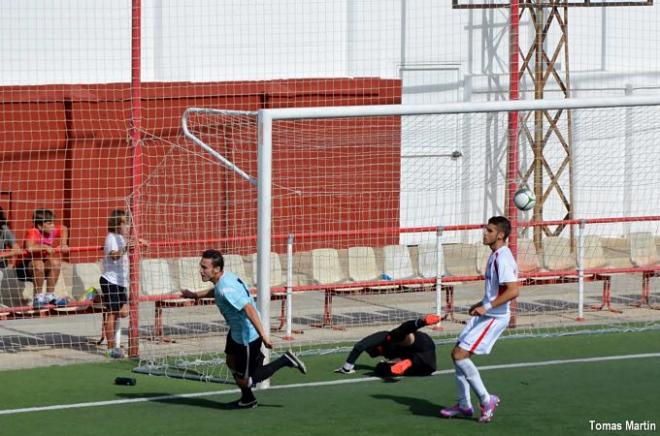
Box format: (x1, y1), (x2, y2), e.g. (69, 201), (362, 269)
(335, 314), (440, 377)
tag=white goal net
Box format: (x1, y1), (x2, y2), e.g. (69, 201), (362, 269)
(134, 96), (660, 381)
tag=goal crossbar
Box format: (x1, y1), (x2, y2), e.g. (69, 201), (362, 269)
(260, 95), (660, 121)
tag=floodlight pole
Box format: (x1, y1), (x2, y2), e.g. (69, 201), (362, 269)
(507, 0), (521, 327)
(507, 0), (520, 256)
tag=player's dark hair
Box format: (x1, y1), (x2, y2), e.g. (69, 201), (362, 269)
(108, 209), (128, 233)
(33, 209), (55, 227)
(202, 249), (224, 271)
(488, 216), (512, 241)
(0, 206), (8, 228)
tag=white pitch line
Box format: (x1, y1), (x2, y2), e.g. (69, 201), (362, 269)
(1, 352), (659, 416)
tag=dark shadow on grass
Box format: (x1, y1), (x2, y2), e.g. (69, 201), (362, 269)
(367, 374), (401, 383)
(351, 364), (401, 382)
(372, 394), (449, 419)
(115, 392), (283, 410)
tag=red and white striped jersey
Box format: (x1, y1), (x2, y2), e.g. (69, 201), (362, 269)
(483, 245), (518, 317)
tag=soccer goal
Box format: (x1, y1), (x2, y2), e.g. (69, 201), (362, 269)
(134, 95), (660, 383)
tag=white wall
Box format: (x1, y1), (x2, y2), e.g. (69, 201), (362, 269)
(2, 0), (659, 238)
(3, 1), (660, 85)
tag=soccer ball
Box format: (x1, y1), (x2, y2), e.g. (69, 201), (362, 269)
(513, 188), (536, 211)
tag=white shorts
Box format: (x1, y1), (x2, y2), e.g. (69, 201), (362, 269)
(457, 314), (509, 355)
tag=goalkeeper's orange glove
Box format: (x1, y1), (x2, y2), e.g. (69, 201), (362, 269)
(390, 358), (413, 376)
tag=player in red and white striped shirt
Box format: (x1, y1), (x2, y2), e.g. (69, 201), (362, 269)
(440, 216), (519, 423)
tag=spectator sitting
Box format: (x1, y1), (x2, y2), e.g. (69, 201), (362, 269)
(16, 209), (69, 307)
(0, 206), (23, 268)
(0, 206), (23, 292)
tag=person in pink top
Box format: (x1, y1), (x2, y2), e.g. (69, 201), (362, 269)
(17, 209), (69, 307)
(440, 216), (519, 423)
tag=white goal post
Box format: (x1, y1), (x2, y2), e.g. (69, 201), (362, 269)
(250, 94), (660, 334)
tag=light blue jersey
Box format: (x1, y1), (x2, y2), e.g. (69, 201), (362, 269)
(214, 271), (259, 345)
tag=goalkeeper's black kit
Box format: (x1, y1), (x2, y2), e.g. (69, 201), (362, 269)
(346, 318), (436, 376)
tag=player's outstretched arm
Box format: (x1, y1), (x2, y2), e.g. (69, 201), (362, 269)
(180, 287), (214, 300)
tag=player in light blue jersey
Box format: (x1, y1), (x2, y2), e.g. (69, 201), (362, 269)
(181, 249), (306, 408)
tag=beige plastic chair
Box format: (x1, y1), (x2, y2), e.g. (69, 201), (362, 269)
(250, 252), (284, 287)
(443, 243), (477, 277)
(630, 232), (657, 267)
(584, 235), (619, 307)
(148, 258), (192, 340)
(176, 254), (253, 292)
(292, 251), (313, 286)
(175, 257), (207, 292)
(517, 239), (542, 273)
(583, 235), (608, 269)
(348, 246), (380, 281)
(524, 237), (573, 284)
(348, 246), (399, 291)
(382, 245), (415, 279)
(383, 244), (422, 289)
(140, 259), (175, 296)
(71, 262), (102, 299)
(537, 236), (600, 284)
(64, 262), (105, 315)
(541, 237), (576, 271)
(307, 248), (359, 329)
(417, 243), (444, 279)
(559, 235), (606, 282)
(312, 248), (362, 293)
(311, 248), (347, 284)
(629, 232), (660, 307)
(601, 237), (632, 268)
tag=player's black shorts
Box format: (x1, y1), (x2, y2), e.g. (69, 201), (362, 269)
(100, 276), (128, 312)
(225, 333), (264, 380)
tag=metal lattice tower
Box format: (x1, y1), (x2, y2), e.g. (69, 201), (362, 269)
(454, 0), (652, 247)
(519, 1), (573, 244)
